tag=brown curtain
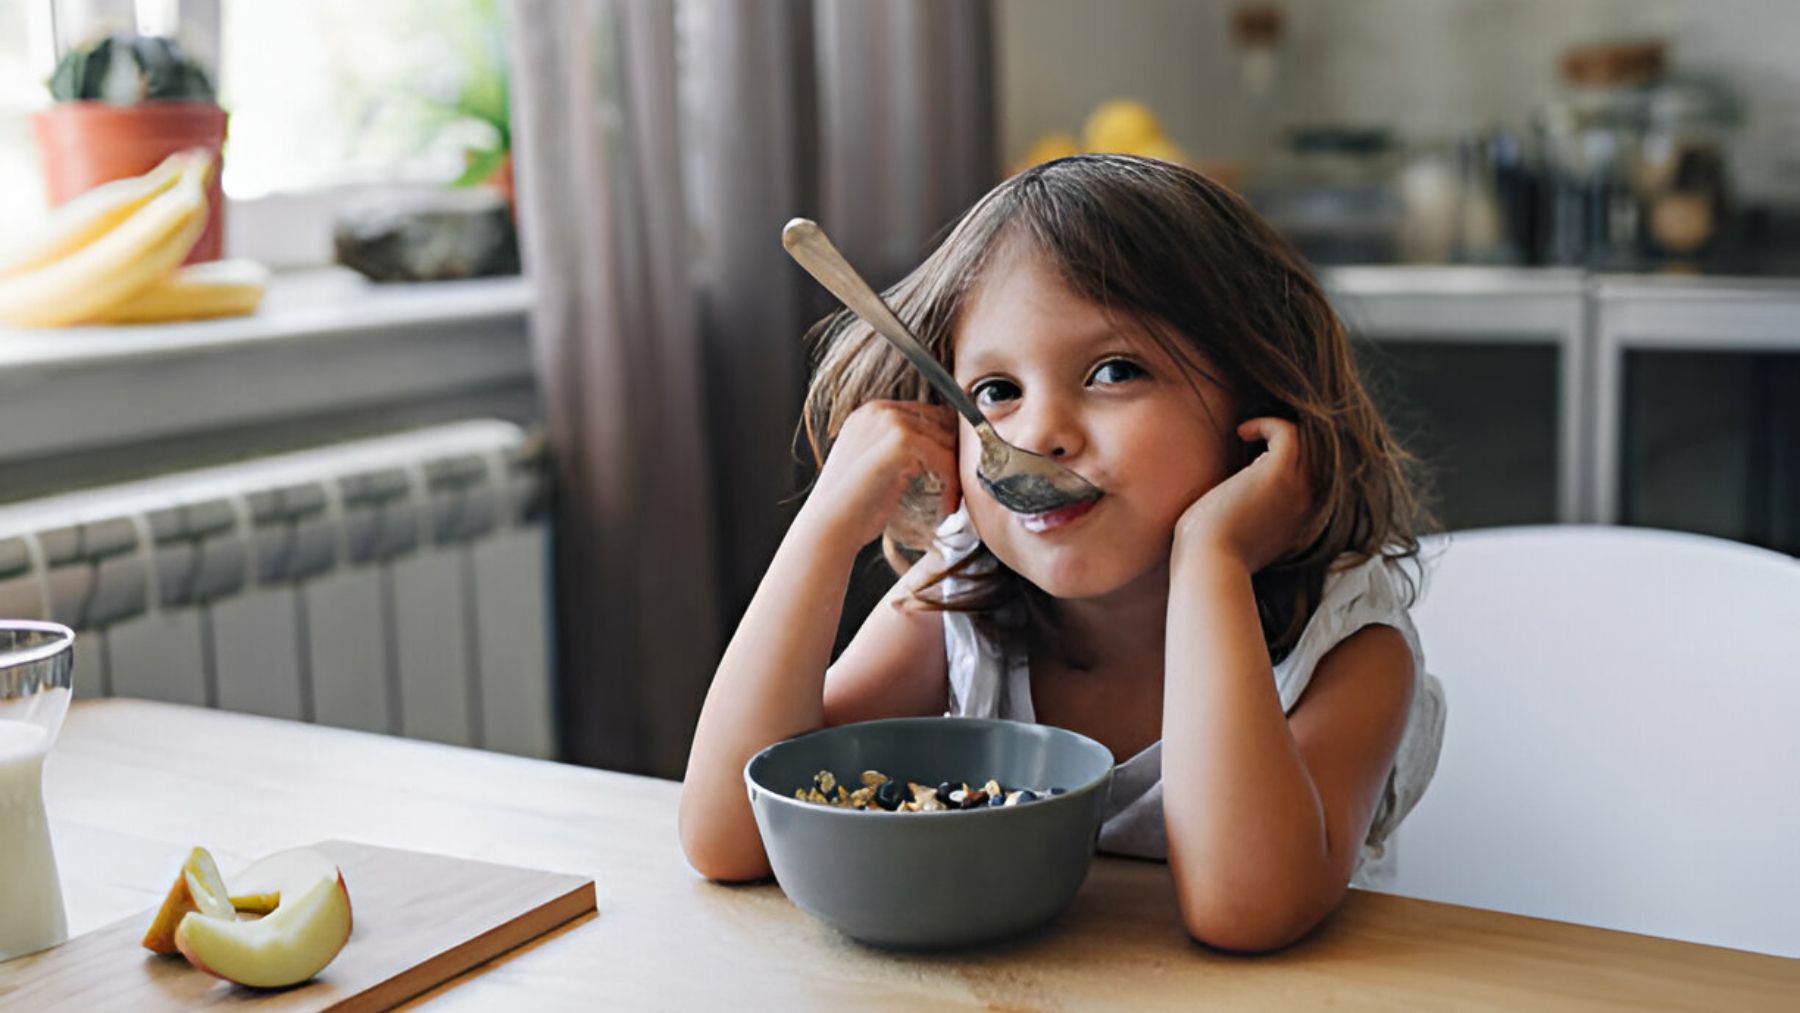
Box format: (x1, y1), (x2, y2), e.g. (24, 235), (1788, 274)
(510, 0), (996, 776)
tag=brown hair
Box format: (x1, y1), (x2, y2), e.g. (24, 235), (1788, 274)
(801, 154), (1431, 662)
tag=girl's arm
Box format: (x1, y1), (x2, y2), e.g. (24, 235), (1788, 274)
(1161, 418), (1413, 952)
(678, 401), (958, 881)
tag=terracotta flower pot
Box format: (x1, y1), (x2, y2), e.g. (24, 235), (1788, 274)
(30, 101), (229, 264)
(490, 152), (515, 220)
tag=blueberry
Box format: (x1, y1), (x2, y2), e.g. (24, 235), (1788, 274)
(987, 792), (1007, 807)
(936, 781), (958, 804)
(1014, 789), (1039, 804)
(874, 779), (906, 811)
(1049, 787), (1067, 796)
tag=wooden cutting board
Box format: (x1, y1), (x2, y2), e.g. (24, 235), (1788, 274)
(1, 840), (597, 1012)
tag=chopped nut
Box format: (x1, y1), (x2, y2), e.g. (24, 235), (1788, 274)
(912, 785), (946, 812)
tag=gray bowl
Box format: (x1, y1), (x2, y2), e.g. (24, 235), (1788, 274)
(745, 716), (1114, 949)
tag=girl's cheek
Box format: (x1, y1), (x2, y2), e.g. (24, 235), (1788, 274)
(959, 446), (984, 503)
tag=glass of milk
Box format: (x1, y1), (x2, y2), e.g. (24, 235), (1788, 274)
(1, 620), (74, 961)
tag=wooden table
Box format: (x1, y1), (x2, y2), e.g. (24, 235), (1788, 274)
(25, 700), (1799, 1010)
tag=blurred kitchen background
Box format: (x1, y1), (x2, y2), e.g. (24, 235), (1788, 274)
(0, 0), (1794, 775)
(1004, 0), (1799, 559)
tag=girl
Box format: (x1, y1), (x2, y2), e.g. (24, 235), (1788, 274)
(679, 154), (1445, 953)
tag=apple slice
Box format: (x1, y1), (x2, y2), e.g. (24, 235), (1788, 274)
(175, 871), (353, 989)
(141, 847), (235, 954)
(228, 847), (346, 927)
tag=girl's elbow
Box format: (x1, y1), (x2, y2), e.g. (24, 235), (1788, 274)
(1174, 884), (1333, 954)
(677, 799), (772, 882)
(683, 843), (771, 883)
(1179, 910), (1312, 954)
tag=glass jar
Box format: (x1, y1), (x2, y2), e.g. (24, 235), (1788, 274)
(1639, 77), (1739, 263)
(1536, 85), (1651, 270)
(1535, 39), (1741, 271)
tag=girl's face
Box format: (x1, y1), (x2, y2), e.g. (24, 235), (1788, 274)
(953, 242), (1238, 602)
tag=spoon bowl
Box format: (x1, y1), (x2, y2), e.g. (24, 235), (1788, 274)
(781, 218), (1101, 516)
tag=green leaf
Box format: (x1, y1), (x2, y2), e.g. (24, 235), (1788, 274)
(452, 146), (509, 188)
(456, 61), (509, 132)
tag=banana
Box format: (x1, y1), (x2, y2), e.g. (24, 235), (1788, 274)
(0, 150), (188, 280)
(91, 258), (269, 324)
(0, 151), (212, 328)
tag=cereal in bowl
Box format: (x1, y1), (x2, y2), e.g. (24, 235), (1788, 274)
(794, 769), (1064, 812)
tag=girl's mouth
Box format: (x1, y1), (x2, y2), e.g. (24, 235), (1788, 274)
(1018, 497), (1101, 534)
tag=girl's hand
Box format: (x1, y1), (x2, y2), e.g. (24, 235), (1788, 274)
(1175, 417), (1315, 572)
(803, 400), (961, 549)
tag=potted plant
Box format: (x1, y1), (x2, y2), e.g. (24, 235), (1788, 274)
(30, 34), (227, 263)
(429, 0), (513, 216)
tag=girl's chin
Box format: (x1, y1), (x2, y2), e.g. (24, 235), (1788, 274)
(984, 534), (1173, 603)
(1004, 557), (1143, 602)
(972, 511), (1170, 601)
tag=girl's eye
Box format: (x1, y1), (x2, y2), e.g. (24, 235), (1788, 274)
(971, 378), (1020, 408)
(1088, 359), (1146, 386)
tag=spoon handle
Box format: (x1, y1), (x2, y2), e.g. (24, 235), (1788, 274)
(782, 218), (986, 429)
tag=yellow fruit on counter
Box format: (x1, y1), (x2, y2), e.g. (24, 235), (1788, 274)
(1083, 99), (1165, 155)
(91, 258), (269, 324)
(0, 150), (211, 328)
(1123, 135), (1188, 165)
(1013, 132), (1083, 174)
(0, 151), (187, 281)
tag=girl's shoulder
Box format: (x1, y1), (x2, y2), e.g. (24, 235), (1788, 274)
(1320, 549), (1423, 613)
(1275, 549), (1424, 710)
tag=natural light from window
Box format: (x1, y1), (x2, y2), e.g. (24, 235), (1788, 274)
(0, 3), (51, 238)
(0, 0), (504, 240)
(217, 0), (505, 200)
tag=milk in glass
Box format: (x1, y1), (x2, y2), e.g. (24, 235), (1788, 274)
(2, 623), (76, 961)
(0, 716), (66, 959)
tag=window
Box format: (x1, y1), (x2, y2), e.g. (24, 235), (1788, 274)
(0, 3), (53, 239)
(217, 0), (507, 199)
(0, 0), (508, 265)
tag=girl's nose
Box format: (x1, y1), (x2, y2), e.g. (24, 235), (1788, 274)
(1002, 394), (1085, 461)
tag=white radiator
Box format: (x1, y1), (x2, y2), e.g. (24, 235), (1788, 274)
(0, 420), (555, 759)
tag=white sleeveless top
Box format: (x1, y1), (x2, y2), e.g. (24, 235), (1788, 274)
(932, 506), (1446, 886)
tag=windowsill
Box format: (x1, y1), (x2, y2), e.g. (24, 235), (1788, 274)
(0, 267), (535, 464)
(0, 267), (531, 368)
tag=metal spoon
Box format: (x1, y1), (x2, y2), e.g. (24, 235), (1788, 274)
(782, 218), (1102, 516)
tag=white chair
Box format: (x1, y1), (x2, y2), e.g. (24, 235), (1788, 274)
(1382, 525), (1800, 957)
